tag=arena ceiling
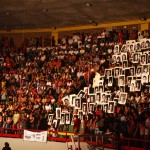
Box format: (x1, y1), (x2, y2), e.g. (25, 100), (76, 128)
(0, 0), (150, 31)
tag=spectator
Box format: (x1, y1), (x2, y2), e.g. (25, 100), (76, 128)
(73, 115), (81, 134)
(2, 142), (11, 150)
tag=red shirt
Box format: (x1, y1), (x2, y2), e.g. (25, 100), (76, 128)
(74, 117), (81, 132)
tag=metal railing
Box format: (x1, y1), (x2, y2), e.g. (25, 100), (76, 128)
(0, 127), (150, 150)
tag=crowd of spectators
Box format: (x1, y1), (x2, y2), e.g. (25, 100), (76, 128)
(0, 28), (150, 144)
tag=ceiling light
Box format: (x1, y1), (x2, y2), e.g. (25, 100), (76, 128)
(140, 17), (147, 21)
(42, 9), (48, 12)
(92, 22), (98, 26)
(5, 12), (11, 15)
(51, 27), (56, 30)
(86, 3), (92, 6)
(89, 20), (94, 23)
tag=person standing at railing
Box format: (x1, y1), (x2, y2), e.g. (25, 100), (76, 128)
(3, 111), (13, 134)
(12, 110), (20, 133)
(73, 115), (81, 134)
(0, 112), (3, 129)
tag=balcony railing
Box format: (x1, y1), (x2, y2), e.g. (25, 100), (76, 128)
(0, 127), (149, 150)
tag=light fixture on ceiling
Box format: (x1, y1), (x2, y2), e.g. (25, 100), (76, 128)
(51, 27), (56, 30)
(91, 21), (98, 26)
(89, 20), (94, 23)
(42, 9), (48, 12)
(5, 12), (11, 15)
(140, 17), (147, 21)
(86, 2), (92, 7)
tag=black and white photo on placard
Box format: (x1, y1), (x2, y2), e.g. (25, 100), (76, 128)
(127, 76), (133, 87)
(114, 45), (120, 54)
(140, 54), (146, 65)
(132, 53), (139, 63)
(88, 103), (95, 114)
(116, 55), (121, 64)
(134, 42), (141, 51)
(112, 55), (117, 64)
(75, 97), (81, 109)
(99, 80), (104, 86)
(121, 52), (127, 61)
(119, 67), (124, 75)
(136, 66), (142, 77)
(105, 94), (111, 103)
(130, 52), (135, 60)
(140, 41), (145, 49)
(56, 108), (61, 119)
(142, 65), (149, 75)
(142, 74), (149, 84)
(101, 92), (107, 103)
(60, 113), (65, 125)
(118, 75), (125, 86)
(99, 85), (104, 92)
(145, 39), (150, 49)
(53, 119), (58, 128)
(130, 80), (136, 92)
(119, 86), (125, 93)
(84, 87), (89, 95)
(129, 44), (134, 52)
(114, 67), (120, 77)
(78, 110), (83, 120)
(126, 44), (130, 52)
(122, 60), (128, 68)
(82, 103), (88, 115)
(96, 92), (101, 103)
(62, 95), (70, 106)
(143, 86), (150, 95)
(103, 104), (108, 113)
(135, 79), (141, 91)
(108, 101), (115, 113)
(48, 114), (54, 125)
(77, 90), (85, 99)
(94, 86), (99, 93)
(88, 94), (96, 103)
(108, 76), (113, 86)
(105, 69), (112, 78)
(129, 67), (135, 76)
(140, 39), (150, 49)
(119, 93), (127, 105)
(121, 44), (127, 52)
(65, 113), (70, 125)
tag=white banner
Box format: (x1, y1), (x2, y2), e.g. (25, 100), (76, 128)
(23, 130), (47, 143)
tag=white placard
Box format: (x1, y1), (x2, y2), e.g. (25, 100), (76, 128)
(23, 130), (47, 143)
